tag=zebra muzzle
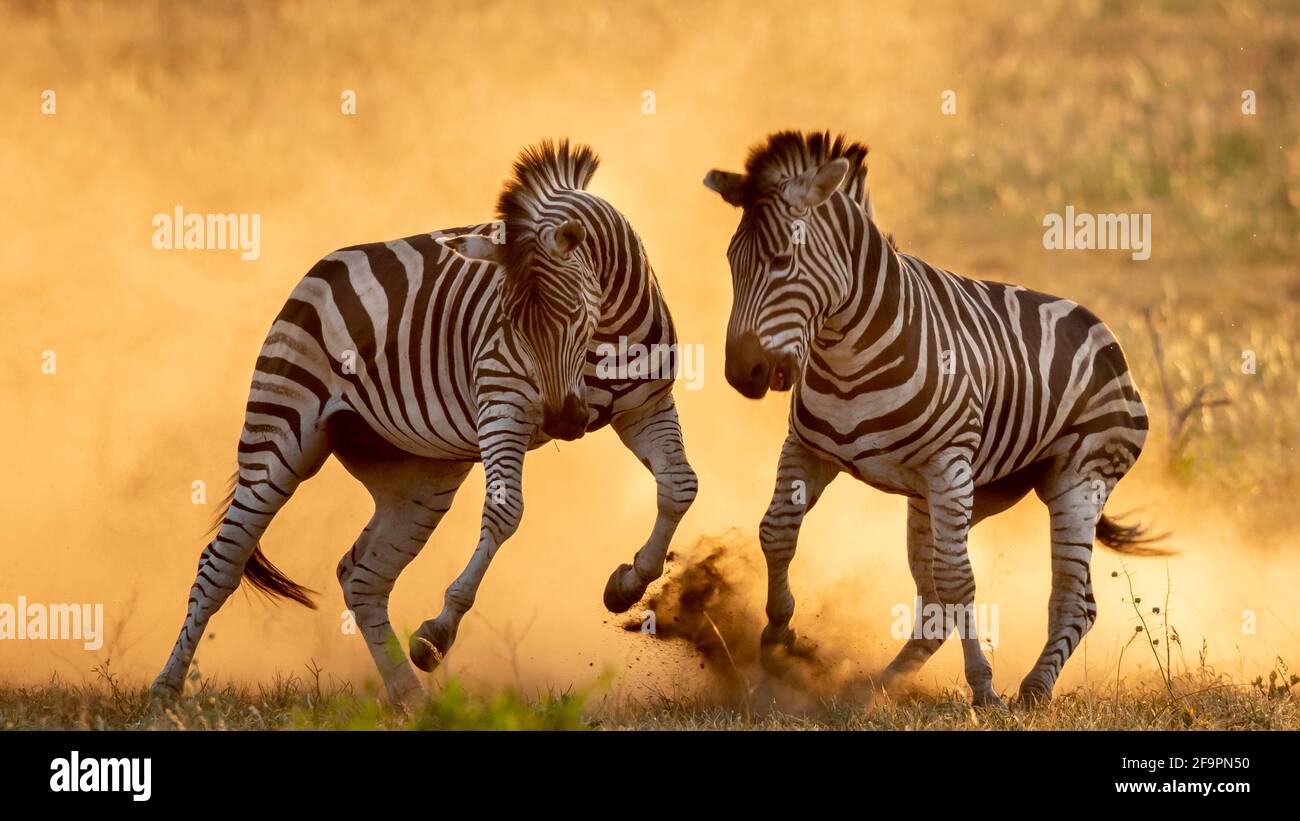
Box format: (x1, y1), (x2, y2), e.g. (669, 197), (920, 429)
(541, 392), (590, 441)
(769, 353), (799, 393)
(726, 330), (802, 398)
(725, 331), (776, 398)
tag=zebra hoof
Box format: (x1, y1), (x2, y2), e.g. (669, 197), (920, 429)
(409, 621), (454, 673)
(603, 563), (647, 614)
(972, 689), (1008, 710)
(759, 624), (797, 674)
(148, 677), (182, 701)
(1016, 683), (1052, 708)
(871, 669), (901, 696)
(386, 678), (426, 711)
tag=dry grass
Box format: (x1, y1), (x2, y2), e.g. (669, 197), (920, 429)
(1118, 302), (1300, 525)
(605, 678), (1300, 731)
(0, 666), (592, 731)
(2, 660), (1295, 730)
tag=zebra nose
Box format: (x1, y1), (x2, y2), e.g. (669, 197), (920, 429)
(542, 393), (588, 441)
(725, 331), (770, 399)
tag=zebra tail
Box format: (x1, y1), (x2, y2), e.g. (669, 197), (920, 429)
(244, 546), (318, 609)
(1095, 513), (1174, 557)
(206, 473), (318, 609)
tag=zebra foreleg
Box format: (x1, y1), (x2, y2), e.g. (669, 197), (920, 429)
(879, 499), (948, 689)
(758, 437), (838, 673)
(918, 457), (1003, 708)
(336, 461), (472, 706)
(603, 394), (698, 613)
(408, 427), (529, 673)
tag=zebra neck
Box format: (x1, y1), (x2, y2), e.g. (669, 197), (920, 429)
(587, 220), (658, 333)
(819, 217), (909, 357)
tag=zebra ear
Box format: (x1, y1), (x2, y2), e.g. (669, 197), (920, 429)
(704, 170), (746, 207)
(782, 157), (851, 209)
(542, 219), (586, 258)
(438, 233), (506, 264)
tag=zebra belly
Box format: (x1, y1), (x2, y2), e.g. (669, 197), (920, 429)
(330, 390), (484, 461)
(842, 454), (928, 497)
(796, 424), (1051, 506)
(789, 387), (1042, 498)
(326, 409), (476, 469)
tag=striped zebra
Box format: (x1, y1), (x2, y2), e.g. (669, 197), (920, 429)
(151, 141), (696, 704)
(703, 131), (1163, 706)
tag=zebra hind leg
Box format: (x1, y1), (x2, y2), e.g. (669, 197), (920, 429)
(908, 455), (1004, 708)
(602, 395), (698, 613)
(1018, 471), (1107, 704)
(879, 499), (949, 693)
(885, 465), (1043, 703)
(151, 414), (330, 699)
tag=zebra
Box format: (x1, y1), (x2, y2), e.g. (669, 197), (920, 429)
(151, 141), (697, 704)
(703, 131), (1163, 706)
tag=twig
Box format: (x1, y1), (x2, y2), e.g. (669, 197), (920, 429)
(1141, 306), (1232, 465)
(1142, 307), (1178, 428)
(1119, 560), (1175, 699)
(702, 609), (750, 722)
(474, 609), (538, 691)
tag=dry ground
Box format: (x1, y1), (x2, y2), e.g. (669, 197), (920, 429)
(2, 660), (1297, 730)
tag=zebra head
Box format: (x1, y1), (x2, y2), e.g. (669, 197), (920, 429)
(441, 141), (603, 440)
(704, 131), (869, 399)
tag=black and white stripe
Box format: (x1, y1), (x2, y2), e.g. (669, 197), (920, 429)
(152, 141), (696, 703)
(705, 131), (1159, 705)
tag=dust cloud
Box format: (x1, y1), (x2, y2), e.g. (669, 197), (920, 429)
(1, 1), (1295, 702)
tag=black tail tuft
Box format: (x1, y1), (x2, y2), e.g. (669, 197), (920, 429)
(1096, 513), (1173, 557)
(208, 472), (317, 609)
(243, 546), (318, 609)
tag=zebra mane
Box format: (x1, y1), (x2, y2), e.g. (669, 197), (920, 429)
(495, 139), (601, 287)
(742, 130), (871, 211)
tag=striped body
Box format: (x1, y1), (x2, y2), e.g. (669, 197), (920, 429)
(153, 143), (697, 703)
(706, 131), (1158, 705)
(260, 222), (677, 463)
(790, 237), (1148, 499)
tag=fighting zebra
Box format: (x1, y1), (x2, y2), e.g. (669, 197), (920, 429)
(703, 131), (1163, 706)
(151, 141), (696, 704)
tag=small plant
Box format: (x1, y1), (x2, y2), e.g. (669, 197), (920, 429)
(1252, 658), (1298, 701)
(402, 679), (591, 731)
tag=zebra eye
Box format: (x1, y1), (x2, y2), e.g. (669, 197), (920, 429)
(770, 253), (793, 271)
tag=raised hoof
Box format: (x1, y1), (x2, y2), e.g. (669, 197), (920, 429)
(603, 563), (647, 614)
(409, 622), (454, 673)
